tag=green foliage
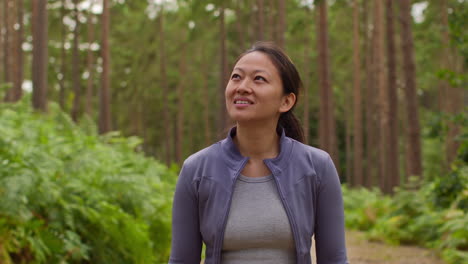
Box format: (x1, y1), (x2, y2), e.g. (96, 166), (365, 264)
(344, 161), (468, 264)
(0, 97), (175, 263)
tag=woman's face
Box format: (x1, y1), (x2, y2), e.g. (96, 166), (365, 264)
(225, 51), (295, 124)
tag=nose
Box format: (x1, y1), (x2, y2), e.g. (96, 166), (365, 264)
(236, 78), (252, 94)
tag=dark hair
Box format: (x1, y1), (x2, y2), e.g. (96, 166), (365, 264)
(237, 41), (305, 143)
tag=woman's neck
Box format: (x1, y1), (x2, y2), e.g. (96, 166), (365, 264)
(234, 122), (280, 160)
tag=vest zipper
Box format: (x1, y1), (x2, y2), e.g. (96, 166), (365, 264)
(214, 158), (248, 263)
(270, 168), (301, 261)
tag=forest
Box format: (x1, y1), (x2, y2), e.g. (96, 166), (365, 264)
(0, 0), (466, 263)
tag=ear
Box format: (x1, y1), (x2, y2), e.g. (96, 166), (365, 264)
(279, 93), (296, 113)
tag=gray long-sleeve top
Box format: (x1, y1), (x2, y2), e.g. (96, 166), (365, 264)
(169, 127), (348, 264)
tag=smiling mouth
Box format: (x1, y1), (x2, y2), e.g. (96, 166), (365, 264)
(234, 100), (253, 104)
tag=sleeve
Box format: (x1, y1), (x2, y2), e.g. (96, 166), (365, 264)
(168, 162), (202, 264)
(314, 155), (349, 264)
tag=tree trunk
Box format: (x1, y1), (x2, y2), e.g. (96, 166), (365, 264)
(3, 0), (12, 100)
(176, 42), (187, 164)
(59, 0), (67, 109)
(85, 0), (96, 117)
(364, 0), (377, 187)
(158, 6), (171, 166)
(277, 0), (286, 48)
(352, 0), (363, 187)
(218, 3), (228, 136)
(9, 0), (23, 101)
(386, 0), (399, 191)
(99, 0), (111, 133)
(441, 0), (463, 166)
(257, 0), (264, 41)
(31, 0), (48, 111)
(267, 0), (275, 41)
(303, 7), (311, 145)
(0, 0), (3, 84)
(71, 0), (81, 122)
(398, 0), (422, 178)
(316, 0), (338, 166)
(201, 47), (212, 146)
(374, 0), (389, 193)
(234, 0), (245, 52)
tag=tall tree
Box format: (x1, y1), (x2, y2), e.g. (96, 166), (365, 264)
(277, 0), (286, 48)
(201, 46), (212, 146)
(71, 0), (81, 122)
(0, 0), (3, 84)
(316, 0), (338, 165)
(31, 0), (48, 111)
(302, 7), (311, 145)
(266, 0), (276, 41)
(6, 0), (24, 102)
(364, 0), (378, 187)
(158, 5), (170, 165)
(441, 0), (463, 166)
(175, 42), (187, 164)
(218, 2), (228, 136)
(398, 0), (422, 178)
(234, 0), (245, 51)
(85, 0), (96, 116)
(352, 0), (363, 186)
(374, 0), (389, 192)
(257, 0), (265, 41)
(99, 0), (111, 133)
(59, 0), (67, 109)
(385, 0), (399, 191)
(3, 0), (12, 95)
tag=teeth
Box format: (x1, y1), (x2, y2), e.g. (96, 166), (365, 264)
(235, 100), (251, 104)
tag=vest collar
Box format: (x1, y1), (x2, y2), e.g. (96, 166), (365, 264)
(220, 126), (294, 176)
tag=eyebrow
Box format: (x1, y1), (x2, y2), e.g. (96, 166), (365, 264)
(233, 67), (269, 75)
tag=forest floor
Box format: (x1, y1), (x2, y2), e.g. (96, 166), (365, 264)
(201, 230), (445, 263)
(311, 230), (445, 264)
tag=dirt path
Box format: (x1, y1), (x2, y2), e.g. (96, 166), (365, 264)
(202, 230), (445, 263)
(312, 230), (445, 264)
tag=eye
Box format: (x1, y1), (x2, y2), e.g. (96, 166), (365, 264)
(231, 73), (241, 80)
(254, 75), (267, 82)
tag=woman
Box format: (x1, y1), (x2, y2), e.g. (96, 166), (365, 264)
(169, 42), (348, 264)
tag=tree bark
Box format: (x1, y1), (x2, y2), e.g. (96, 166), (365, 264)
(234, 0), (245, 52)
(257, 0), (264, 41)
(352, 0), (363, 187)
(386, 0), (399, 191)
(316, 0), (338, 166)
(0, 0), (3, 84)
(303, 7), (311, 145)
(3, 0), (12, 100)
(85, 0), (96, 117)
(8, 0), (24, 101)
(277, 0), (286, 48)
(398, 0), (422, 178)
(59, 0), (67, 109)
(175, 42), (187, 164)
(441, 0), (463, 166)
(99, 0), (111, 133)
(31, 0), (48, 111)
(71, 0), (81, 122)
(267, 0), (275, 41)
(158, 6), (171, 165)
(218, 3), (228, 136)
(374, 0), (390, 193)
(201, 47), (212, 146)
(364, 0), (377, 187)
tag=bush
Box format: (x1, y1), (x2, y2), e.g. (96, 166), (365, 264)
(0, 98), (175, 263)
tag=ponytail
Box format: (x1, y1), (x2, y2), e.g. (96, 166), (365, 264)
(278, 111), (304, 143)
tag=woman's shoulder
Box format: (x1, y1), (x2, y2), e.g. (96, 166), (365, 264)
(290, 138), (331, 163)
(182, 141), (223, 168)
